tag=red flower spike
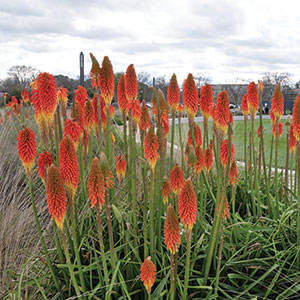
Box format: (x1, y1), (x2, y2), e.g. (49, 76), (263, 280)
(167, 73), (180, 111)
(46, 165), (67, 229)
(188, 123), (202, 147)
(125, 64), (138, 101)
(164, 204), (180, 254)
(37, 151), (53, 182)
(204, 140), (214, 172)
(89, 53), (101, 88)
(177, 104), (184, 113)
(170, 164), (184, 195)
(140, 100), (150, 131)
(21, 89), (30, 103)
(140, 257), (156, 294)
(117, 74), (128, 113)
(220, 139), (235, 167)
(241, 94), (249, 117)
(88, 157), (105, 208)
(272, 122), (283, 138)
(270, 82), (284, 121)
(84, 98), (94, 132)
(115, 155), (126, 183)
(99, 152), (114, 189)
(247, 82), (258, 118)
(257, 125), (265, 138)
(144, 126), (159, 170)
(100, 56), (114, 105)
(57, 86), (68, 103)
(64, 119), (82, 149)
(216, 190), (230, 220)
(289, 124), (297, 154)
(228, 159), (238, 186)
(59, 135), (79, 199)
(162, 176), (171, 205)
(292, 93), (300, 141)
(183, 73), (198, 120)
(194, 145), (204, 175)
(178, 178), (197, 230)
(17, 128), (37, 178)
(200, 84), (213, 122)
(214, 91), (231, 136)
(132, 99), (141, 125)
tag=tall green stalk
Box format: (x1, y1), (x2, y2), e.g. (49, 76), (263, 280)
(243, 117), (248, 186)
(182, 229), (192, 300)
(149, 169), (155, 262)
(169, 110), (176, 171)
(178, 112), (185, 172)
(105, 193), (116, 268)
(170, 253), (176, 300)
(275, 118), (279, 219)
(96, 90), (102, 151)
(297, 142), (300, 267)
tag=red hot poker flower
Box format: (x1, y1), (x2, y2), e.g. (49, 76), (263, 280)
(220, 139), (235, 167)
(217, 190), (230, 220)
(177, 103), (184, 113)
(178, 178), (197, 230)
(117, 74), (128, 113)
(214, 91), (231, 136)
(183, 73), (198, 120)
(21, 89), (30, 102)
(99, 152), (114, 189)
(272, 122), (283, 138)
(257, 125), (265, 138)
(57, 86), (68, 104)
(194, 145), (204, 175)
(292, 93), (300, 141)
(241, 94), (249, 117)
(140, 100), (150, 131)
(132, 99), (141, 125)
(170, 164), (184, 194)
(200, 84), (213, 122)
(228, 159), (238, 186)
(125, 64), (138, 101)
(162, 176), (171, 205)
(59, 135), (79, 199)
(37, 151), (53, 182)
(89, 53), (101, 88)
(100, 56), (114, 105)
(247, 82), (258, 118)
(115, 155), (126, 183)
(204, 140), (214, 172)
(270, 82), (284, 121)
(64, 119), (82, 149)
(144, 126), (159, 170)
(84, 98), (94, 132)
(289, 124), (297, 154)
(46, 165), (66, 229)
(164, 204), (180, 254)
(17, 128), (37, 178)
(88, 157), (105, 208)
(188, 123), (202, 147)
(167, 73), (180, 111)
(140, 257), (156, 294)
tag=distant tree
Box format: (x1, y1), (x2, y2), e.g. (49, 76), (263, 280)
(193, 73), (212, 89)
(7, 65), (39, 89)
(260, 72), (294, 87)
(138, 71), (152, 86)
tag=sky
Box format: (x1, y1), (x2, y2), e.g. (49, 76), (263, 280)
(1, 0), (300, 85)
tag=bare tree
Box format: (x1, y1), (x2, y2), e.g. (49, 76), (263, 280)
(7, 65), (39, 89)
(193, 73), (212, 89)
(260, 72), (294, 87)
(137, 71), (152, 86)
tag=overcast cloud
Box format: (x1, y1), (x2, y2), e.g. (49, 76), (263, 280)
(0, 0), (299, 84)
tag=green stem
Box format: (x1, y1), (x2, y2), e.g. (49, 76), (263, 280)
(149, 169), (155, 262)
(275, 118), (279, 219)
(297, 142), (300, 267)
(183, 229), (192, 299)
(251, 117), (257, 216)
(96, 89), (102, 151)
(214, 220), (224, 295)
(169, 110), (176, 171)
(170, 253), (176, 300)
(178, 113), (185, 173)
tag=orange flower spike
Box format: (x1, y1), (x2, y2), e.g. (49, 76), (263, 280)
(117, 74), (128, 113)
(140, 257), (156, 295)
(167, 73), (180, 111)
(200, 84), (213, 122)
(178, 178), (197, 230)
(170, 164), (184, 194)
(132, 99), (141, 125)
(144, 126), (159, 170)
(183, 73), (198, 120)
(75, 86), (87, 108)
(88, 157), (105, 208)
(247, 82), (258, 118)
(228, 159), (238, 186)
(46, 165), (67, 229)
(216, 190), (230, 220)
(194, 145), (204, 175)
(162, 176), (171, 205)
(164, 204), (180, 254)
(115, 155), (126, 183)
(100, 56), (114, 105)
(21, 88), (30, 103)
(257, 125), (265, 138)
(37, 151), (53, 182)
(89, 53), (101, 89)
(177, 103), (184, 113)
(289, 124), (297, 154)
(214, 91), (231, 136)
(241, 94), (249, 117)
(272, 122), (283, 138)
(99, 152), (114, 189)
(220, 139), (235, 167)
(258, 81), (264, 93)
(188, 123), (202, 146)
(204, 140), (214, 172)
(292, 93), (300, 141)
(17, 128), (37, 178)
(64, 119), (82, 149)
(271, 82), (284, 121)
(140, 100), (150, 131)
(124, 64), (138, 101)
(59, 135), (79, 199)
(57, 86), (68, 104)
(84, 98), (94, 132)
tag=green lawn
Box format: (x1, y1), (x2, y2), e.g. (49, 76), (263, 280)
(169, 119), (290, 169)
